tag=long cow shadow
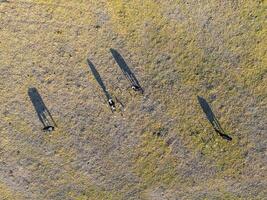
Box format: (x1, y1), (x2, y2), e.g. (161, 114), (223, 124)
(110, 48), (143, 94)
(87, 59), (112, 101)
(87, 59), (116, 112)
(28, 87), (56, 131)
(197, 96), (232, 141)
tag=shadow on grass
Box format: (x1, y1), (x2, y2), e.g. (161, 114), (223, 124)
(87, 59), (112, 100)
(197, 96), (232, 141)
(87, 59), (116, 112)
(110, 48), (144, 94)
(28, 87), (56, 131)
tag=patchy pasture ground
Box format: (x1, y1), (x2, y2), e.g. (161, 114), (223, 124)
(0, 0), (266, 199)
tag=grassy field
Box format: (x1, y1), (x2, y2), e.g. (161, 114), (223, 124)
(0, 0), (266, 199)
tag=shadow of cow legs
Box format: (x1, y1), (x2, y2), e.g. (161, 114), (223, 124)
(110, 48), (143, 94)
(197, 96), (232, 141)
(28, 87), (56, 131)
(87, 59), (116, 112)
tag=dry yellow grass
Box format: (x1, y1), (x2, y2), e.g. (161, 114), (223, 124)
(0, 0), (266, 199)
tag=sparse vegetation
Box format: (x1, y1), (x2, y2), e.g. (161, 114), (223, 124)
(0, 0), (266, 199)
